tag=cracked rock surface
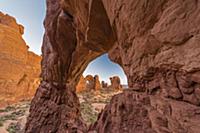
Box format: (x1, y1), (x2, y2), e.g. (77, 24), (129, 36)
(25, 0), (200, 132)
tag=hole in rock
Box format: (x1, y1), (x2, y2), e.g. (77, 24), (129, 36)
(76, 54), (128, 125)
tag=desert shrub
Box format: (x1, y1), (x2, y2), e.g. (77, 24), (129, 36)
(0, 105), (15, 113)
(7, 123), (21, 133)
(80, 102), (98, 125)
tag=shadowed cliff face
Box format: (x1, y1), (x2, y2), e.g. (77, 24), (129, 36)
(25, 0), (200, 132)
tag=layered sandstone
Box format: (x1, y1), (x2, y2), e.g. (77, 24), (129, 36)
(26, 0), (200, 133)
(0, 12), (41, 107)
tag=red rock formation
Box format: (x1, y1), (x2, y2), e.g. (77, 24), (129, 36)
(25, 0), (200, 133)
(94, 75), (101, 90)
(109, 76), (122, 90)
(84, 75), (101, 91)
(0, 12), (41, 107)
(76, 75), (86, 93)
(90, 90), (155, 132)
(101, 81), (108, 88)
(85, 75), (95, 91)
(76, 75), (101, 92)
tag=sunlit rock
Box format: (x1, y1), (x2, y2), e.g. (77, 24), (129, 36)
(109, 76), (122, 90)
(0, 12), (41, 107)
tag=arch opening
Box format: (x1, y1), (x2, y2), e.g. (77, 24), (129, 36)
(75, 54), (128, 125)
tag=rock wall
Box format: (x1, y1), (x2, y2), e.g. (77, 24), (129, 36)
(0, 12), (41, 107)
(25, 0), (200, 133)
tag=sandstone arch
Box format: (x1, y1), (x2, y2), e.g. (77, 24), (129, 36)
(25, 0), (200, 133)
(84, 74), (101, 91)
(85, 75), (95, 91)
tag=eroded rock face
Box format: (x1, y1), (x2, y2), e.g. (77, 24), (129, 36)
(92, 70), (200, 132)
(0, 12), (41, 107)
(109, 76), (122, 90)
(76, 75), (86, 93)
(26, 0), (200, 132)
(90, 89), (200, 133)
(94, 75), (101, 91)
(90, 90), (155, 133)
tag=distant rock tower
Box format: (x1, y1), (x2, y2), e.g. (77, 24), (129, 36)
(94, 75), (101, 90)
(76, 76), (86, 93)
(101, 81), (108, 88)
(109, 76), (122, 90)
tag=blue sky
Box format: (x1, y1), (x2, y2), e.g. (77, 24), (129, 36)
(0, 0), (46, 55)
(0, 0), (127, 84)
(83, 54), (127, 84)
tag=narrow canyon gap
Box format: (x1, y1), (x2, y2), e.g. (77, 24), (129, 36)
(25, 0), (200, 133)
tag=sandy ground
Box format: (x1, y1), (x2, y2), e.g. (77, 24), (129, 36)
(0, 89), (122, 133)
